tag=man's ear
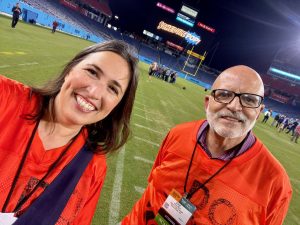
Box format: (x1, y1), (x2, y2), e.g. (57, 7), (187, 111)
(204, 96), (210, 112)
(256, 104), (265, 120)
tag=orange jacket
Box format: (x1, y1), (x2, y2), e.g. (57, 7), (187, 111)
(0, 75), (107, 225)
(122, 120), (292, 225)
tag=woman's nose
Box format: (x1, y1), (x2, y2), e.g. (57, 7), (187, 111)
(88, 81), (104, 100)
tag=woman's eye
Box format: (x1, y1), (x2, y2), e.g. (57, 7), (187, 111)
(109, 86), (119, 95)
(86, 68), (97, 76)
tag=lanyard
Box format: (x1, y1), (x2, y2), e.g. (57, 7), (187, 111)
(183, 127), (247, 200)
(2, 120), (81, 213)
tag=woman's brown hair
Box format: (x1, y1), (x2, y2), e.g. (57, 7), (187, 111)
(30, 40), (139, 154)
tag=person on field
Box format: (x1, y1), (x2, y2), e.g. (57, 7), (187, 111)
(0, 40), (139, 225)
(52, 21), (59, 33)
(271, 113), (280, 126)
(262, 109), (272, 123)
(148, 62), (158, 81)
(11, 2), (22, 28)
(122, 65), (292, 225)
(291, 124), (300, 143)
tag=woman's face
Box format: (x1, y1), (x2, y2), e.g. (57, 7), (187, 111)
(54, 51), (130, 128)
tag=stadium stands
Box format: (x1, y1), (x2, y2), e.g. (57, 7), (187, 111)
(263, 98), (300, 118)
(262, 74), (299, 96)
(81, 0), (112, 17)
(8, 1), (300, 117)
(25, 0), (111, 40)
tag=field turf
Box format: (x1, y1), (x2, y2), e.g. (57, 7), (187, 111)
(0, 15), (299, 225)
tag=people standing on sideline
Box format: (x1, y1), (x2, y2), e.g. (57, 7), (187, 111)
(278, 117), (290, 133)
(169, 71), (177, 84)
(291, 124), (300, 143)
(122, 65), (292, 225)
(148, 62), (157, 81)
(262, 109), (272, 123)
(276, 114), (285, 128)
(52, 21), (59, 33)
(0, 40), (139, 225)
(11, 2), (22, 28)
(286, 119), (299, 136)
(271, 113), (280, 126)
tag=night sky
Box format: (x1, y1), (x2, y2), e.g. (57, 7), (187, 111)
(108, 0), (300, 73)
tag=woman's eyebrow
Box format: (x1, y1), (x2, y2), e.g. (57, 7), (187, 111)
(87, 64), (103, 74)
(112, 80), (123, 93)
(87, 64), (123, 93)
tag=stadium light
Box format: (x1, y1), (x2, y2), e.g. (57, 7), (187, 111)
(114, 15), (119, 20)
(176, 16), (194, 27)
(270, 67), (300, 81)
(107, 23), (111, 28)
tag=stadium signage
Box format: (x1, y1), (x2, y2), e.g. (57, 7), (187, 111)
(157, 21), (201, 45)
(176, 13), (195, 27)
(176, 16), (194, 27)
(143, 30), (162, 41)
(143, 30), (154, 38)
(197, 22), (215, 33)
(166, 41), (183, 51)
(185, 32), (201, 45)
(180, 5), (198, 18)
(156, 2), (175, 14)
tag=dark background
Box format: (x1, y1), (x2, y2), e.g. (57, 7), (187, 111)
(108, 0), (300, 73)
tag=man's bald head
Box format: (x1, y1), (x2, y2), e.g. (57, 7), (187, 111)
(212, 65), (264, 96)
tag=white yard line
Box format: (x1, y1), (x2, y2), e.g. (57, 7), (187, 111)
(134, 186), (145, 194)
(134, 136), (160, 147)
(18, 62), (39, 66)
(0, 65), (10, 68)
(134, 113), (154, 121)
(134, 106), (145, 111)
(134, 123), (165, 135)
(134, 156), (153, 164)
(108, 146), (125, 225)
(135, 101), (146, 106)
(134, 106), (159, 115)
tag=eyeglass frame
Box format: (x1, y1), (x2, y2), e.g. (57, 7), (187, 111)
(210, 89), (264, 108)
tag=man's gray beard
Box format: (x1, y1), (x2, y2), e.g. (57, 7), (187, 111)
(206, 106), (256, 138)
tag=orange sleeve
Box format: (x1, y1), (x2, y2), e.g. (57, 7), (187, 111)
(71, 164), (107, 225)
(148, 132), (171, 182)
(266, 193), (292, 225)
(0, 75), (31, 112)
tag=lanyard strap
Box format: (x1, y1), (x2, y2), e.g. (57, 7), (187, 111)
(2, 121), (40, 213)
(13, 145), (93, 225)
(2, 120), (81, 213)
(183, 127), (247, 200)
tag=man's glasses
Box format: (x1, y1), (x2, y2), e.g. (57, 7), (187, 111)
(211, 89), (264, 108)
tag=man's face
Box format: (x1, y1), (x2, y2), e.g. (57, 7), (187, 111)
(205, 67), (264, 138)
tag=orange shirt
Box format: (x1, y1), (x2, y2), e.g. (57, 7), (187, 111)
(0, 75), (107, 225)
(122, 120), (292, 225)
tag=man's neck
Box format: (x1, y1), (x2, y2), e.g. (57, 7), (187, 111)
(206, 128), (247, 158)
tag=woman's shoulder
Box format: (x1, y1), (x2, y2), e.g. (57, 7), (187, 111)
(0, 75), (31, 95)
(0, 75), (39, 114)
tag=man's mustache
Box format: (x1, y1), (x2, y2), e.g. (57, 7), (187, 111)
(216, 111), (246, 123)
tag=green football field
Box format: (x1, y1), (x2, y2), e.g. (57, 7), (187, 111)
(0, 15), (299, 225)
